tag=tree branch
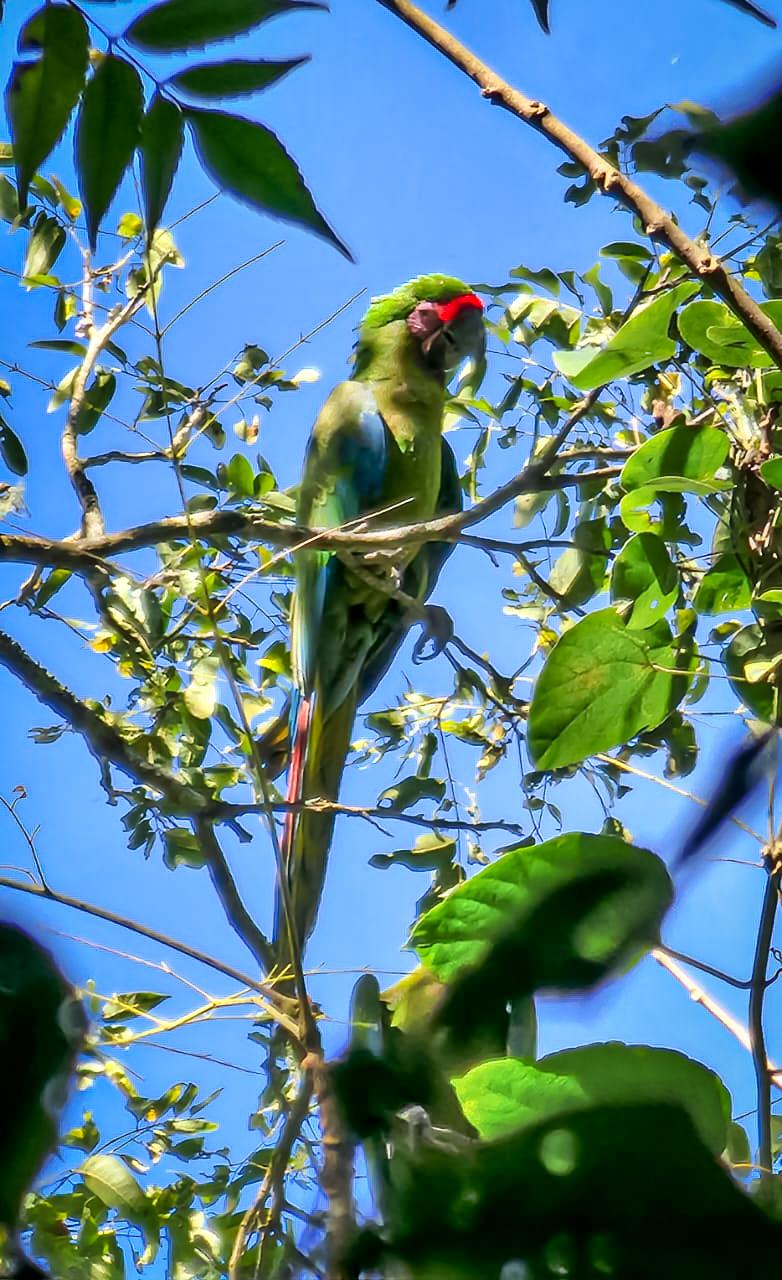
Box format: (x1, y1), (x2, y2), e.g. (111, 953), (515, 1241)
(195, 818), (275, 974)
(0, 873), (298, 1032)
(0, 628), (213, 816)
(376, 0), (782, 369)
(749, 866), (779, 1180)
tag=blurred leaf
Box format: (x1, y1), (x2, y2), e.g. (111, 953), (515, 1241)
(611, 532), (679, 627)
(410, 832), (671, 999)
(553, 282), (698, 389)
(453, 1044), (730, 1153)
(5, 3), (89, 206)
(0, 174), (18, 222)
(23, 211), (65, 278)
(721, 0), (775, 24)
(530, 0), (550, 33)
(75, 55), (144, 250)
(163, 828), (207, 869)
(184, 656), (219, 719)
(168, 57), (309, 98)
(726, 623), (782, 721)
(185, 107), (351, 258)
(760, 457), (782, 490)
(140, 93), (184, 235)
(0, 924), (83, 1232)
(0, 415), (28, 475)
(360, 1104), (782, 1279)
(125, 0), (326, 53)
(679, 298), (782, 368)
(82, 1154), (158, 1256)
(528, 610), (693, 768)
(694, 85), (782, 211)
(677, 730), (775, 864)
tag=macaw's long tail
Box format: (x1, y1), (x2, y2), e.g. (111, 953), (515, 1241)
(273, 689), (358, 975)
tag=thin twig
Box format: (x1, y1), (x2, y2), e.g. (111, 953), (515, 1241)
(749, 866), (779, 1180)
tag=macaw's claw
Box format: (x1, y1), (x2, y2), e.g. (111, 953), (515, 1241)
(412, 604), (453, 663)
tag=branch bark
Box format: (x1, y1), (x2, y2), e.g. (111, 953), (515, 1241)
(377, 0), (782, 369)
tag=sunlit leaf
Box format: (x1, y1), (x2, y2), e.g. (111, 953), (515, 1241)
(23, 211), (65, 279)
(528, 609), (693, 768)
(453, 1044), (730, 1153)
(610, 533), (679, 628)
(553, 282), (698, 389)
(678, 298), (782, 368)
(410, 832), (671, 997)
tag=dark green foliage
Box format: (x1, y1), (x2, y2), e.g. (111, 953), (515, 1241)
(4, 4), (88, 206)
(185, 107), (352, 258)
(0, 925), (83, 1235)
(124, 0), (326, 53)
(75, 55), (144, 249)
(140, 94), (184, 235)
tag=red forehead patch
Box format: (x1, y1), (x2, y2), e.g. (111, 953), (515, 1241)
(435, 293), (484, 325)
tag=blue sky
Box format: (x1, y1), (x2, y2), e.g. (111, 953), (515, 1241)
(2, 0), (782, 1249)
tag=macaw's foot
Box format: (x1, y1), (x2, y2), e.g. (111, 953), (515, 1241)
(412, 604), (453, 663)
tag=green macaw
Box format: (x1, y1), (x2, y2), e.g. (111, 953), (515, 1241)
(273, 275), (486, 963)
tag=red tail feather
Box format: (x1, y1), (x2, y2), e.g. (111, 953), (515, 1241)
(282, 696), (313, 865)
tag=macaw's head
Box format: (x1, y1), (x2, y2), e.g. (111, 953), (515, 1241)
(358, 273), (486, 379)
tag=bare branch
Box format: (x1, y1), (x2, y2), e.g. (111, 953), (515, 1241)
(377, 0), (782, 369)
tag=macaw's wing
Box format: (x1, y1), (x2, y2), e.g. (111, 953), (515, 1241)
(291, 380), (389, 702)
(357, 436), (463, 702)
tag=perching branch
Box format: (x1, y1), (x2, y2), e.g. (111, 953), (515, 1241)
(376, 0), (782, 370)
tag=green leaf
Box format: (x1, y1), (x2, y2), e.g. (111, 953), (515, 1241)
(410, 832), (672, 998)
(75, 55), (144, 250)
(185, 107), (351, 259)
(527, 609), (693, 768)
(453, 1044), (730, 1154)
(74, 371), (116, 435)
(620, 475), (729, 535)
(621, 425), (730, 491)
(23, 211), (65, 279)
(694, 553), (752, 614)
(553, 282), (699, 390)
(548, 517), (609, 608)
(5, 4), (89, 206)
(29, 339), (87, 356)
(377, 776), (446, 813)
(163, 828), (207, 869)
(610, 533), (679, 627)
(168, 57), (309, 99)
(82, 1153), (158, 1254)
(725, 623), (782, 722)
(375, 1103), (782, 1278)
(184, 656), (219, 719)
(0, 415), (28, 475)
(0, 174), (19, 222)
(678, 298), (782, 368)
(140, 93), (184, 235)
(125, 0), (326, 53)
(760, 458), (782, 491)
